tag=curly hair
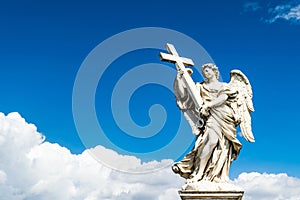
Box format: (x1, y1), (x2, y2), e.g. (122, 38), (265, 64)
(201, 63), (219, 79)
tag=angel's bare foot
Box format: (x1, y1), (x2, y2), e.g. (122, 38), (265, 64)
(186, 178), (194, 184)
(187, 174), (202, 184)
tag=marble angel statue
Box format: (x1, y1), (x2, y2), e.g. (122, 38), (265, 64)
(159, 44), (254, 190)
(171, 63), (255, 188)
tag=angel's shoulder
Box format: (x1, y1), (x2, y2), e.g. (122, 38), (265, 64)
(221, 82), (230, 87)
(195, 81), (205, 90)
(219, 82), (233, 91)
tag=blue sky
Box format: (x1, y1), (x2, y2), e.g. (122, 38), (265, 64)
(0, 0), (300, 180)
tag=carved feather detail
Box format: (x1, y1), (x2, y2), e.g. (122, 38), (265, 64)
(229, 70), (255, 142)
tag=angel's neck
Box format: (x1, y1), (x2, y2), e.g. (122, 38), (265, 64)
(206, 77), (218, 83)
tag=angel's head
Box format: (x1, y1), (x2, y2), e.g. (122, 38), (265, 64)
(201, 63), (219, 80)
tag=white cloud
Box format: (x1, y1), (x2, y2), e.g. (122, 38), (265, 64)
(234, 172), (300, 200)
(0, 170), (6, 184)
(87, 146), (174, 173)
(0, 112), (183, 200)
(1, 112), (300, 200)
(243, 1), (300, 24)
(268, 3), (300, 24)
(243, 2), (261, 12)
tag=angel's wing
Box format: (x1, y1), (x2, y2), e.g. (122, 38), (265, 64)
(229, 70), (255, 142)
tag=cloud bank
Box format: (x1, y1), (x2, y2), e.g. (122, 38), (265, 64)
(234, 172), (300, 200)
(0, 112), (300, 200)
(0, 112), (183, 200)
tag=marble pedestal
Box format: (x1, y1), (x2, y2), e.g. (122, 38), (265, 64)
(179, 190), (244, 200)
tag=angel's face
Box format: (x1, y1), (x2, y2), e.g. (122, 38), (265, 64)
(202, 67), (215, 79)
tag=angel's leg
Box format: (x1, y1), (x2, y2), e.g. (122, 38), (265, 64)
(190, 128), (218, 182)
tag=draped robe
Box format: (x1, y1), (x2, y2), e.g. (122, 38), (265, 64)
(173, 82), (242, 182)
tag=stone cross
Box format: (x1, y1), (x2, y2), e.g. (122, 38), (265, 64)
(159, 43), (203, 109)
(159, 43), (194, 69)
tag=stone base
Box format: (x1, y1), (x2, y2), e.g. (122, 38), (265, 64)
(179, 190), (244, 200)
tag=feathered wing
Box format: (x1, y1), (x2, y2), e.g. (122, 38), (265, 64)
(229, 70), (255, 142)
